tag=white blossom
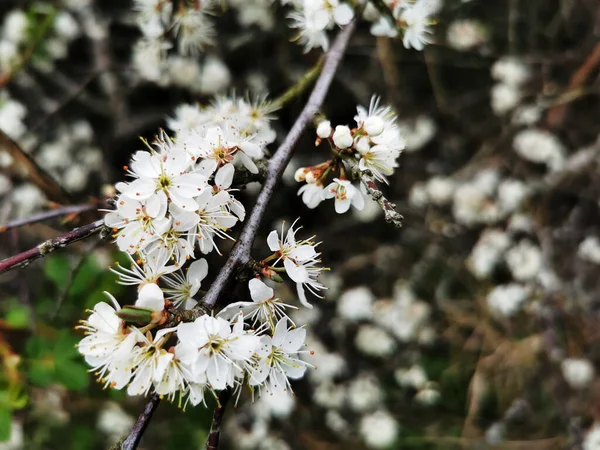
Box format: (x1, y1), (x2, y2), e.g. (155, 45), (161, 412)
(354, 325), (396, 357)
(486, 283), (529, 318)
(218, 278), (297, 327)
(323, 178), (365, 213)
(359, 410), (399, 449)
(578, 237), (600, 264)
(505, 240), (544, 281)
(162, 259), (209, 309)
(176, 315), (259, 390)
(561, 358), (595, 389)
(513, 129), (566, 171)
(249, 318), (311, 396)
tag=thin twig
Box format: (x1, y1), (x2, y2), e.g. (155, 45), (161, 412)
(353, 168), (403, 227)
(0, 219), (106, 275)
(202, 21), (356, 309)
(0, 204), (97, 233)
(271, 57), (324, 109)
(206, 390), (232, 450)
(119, 394), (161, 450)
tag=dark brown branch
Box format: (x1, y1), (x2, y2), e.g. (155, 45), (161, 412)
(0, 203), (97, 233)
(0, 130), (73, 205)
(0, 219), (105, 275)
(206, 390), (232, 450)
(119, 394), (161, 450)
(201, 21), (356, 309)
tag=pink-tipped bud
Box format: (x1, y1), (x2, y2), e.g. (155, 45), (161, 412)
(294, 167), (308, 182)
(305, 170), (319, 184)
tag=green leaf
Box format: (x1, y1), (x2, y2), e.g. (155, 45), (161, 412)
(25, 335), (52, 357)
(0, 408), (11, 442)
(55, 359), (89, 391)
(44, 254), (71, 288)
(4, 305), (30, 329)
(54, 330), (79, 360)
(28, 359), (55, 387)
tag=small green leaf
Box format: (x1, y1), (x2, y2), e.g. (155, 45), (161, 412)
(28, 359), (55, 387)
(44, 254), (71, 288)
(55, 359), (89, 391)
(25, 335), (52, 357)
(54, 330), (79, 360)
(4, 306), (30, 329)
(0, 408), (11, 442)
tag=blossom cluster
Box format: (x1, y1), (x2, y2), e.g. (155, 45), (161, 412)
(80, 215), (326, 405)
(295, 95), (405, 214)
(364, 0), (438, 50)
(282, 0), (438, 53)
(132, 0), (220, 84)
(78, 285), (311, 406)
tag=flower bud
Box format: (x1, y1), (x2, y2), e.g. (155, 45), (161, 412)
(294, 167), (308, 182)
(332, 125), (353, 149)
(117, 305), (154, 324)
(364, 116), (384, 136)
(316, 120), (332, 139)
(305, 170), (319, 184)
(261, 267), (284, 283)
(356, 137), (371, 154)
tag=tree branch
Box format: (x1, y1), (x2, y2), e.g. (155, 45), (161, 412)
(0, 219), (105, 275)
(206, 390), (232, 450)
(201, 21), (356, 309)
(118, 394), (161, 450)
(116, 22), (355, 450)
(0, 203), (98, 233)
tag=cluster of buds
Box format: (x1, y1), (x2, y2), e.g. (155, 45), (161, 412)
(295, 95), (406, 214)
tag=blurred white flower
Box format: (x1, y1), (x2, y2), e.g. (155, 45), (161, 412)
(491, 83), (521, 115)
(446, 19), (488, 51)
(505, 240), (543, 281)
(578, 237), (600, 264)
(347, 375), (383, 412)
(492, 57), (531, 86)
(467, 229), (511, 278)
(355, 325), (397, 357)
(426, 176), (456, 206)
(395, 365), (428, 390)
(399, 115), (437, 152)
(337, 286), (374, 322)
(561, 358), (595, 389)
(487, 283), (529, 317)
(359, 410), (399, 449)
(584, 423), (600, 450)
(513, 129), (566, 171)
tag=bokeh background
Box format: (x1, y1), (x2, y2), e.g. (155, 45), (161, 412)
(1, 0), (600, 449)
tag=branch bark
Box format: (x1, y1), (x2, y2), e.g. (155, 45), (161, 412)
(0, 219), (105, 275)
(206, 390), (232, 450)
(120, 394), (161, 450)
(0, 203), (97, 233)
(202, 21), (356, 309)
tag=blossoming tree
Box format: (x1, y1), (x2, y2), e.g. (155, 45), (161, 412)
(0, 0), (439, 448)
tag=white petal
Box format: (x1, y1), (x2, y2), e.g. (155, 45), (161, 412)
(215, 163), (235, 188)
(187, 259), (208, 284)
(249, 278), (274, 303)
(335, 198), (351, 214)
(333, 3), (354, 25)
(267, 230), (280, 252)
(136, 283), (165, 312)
